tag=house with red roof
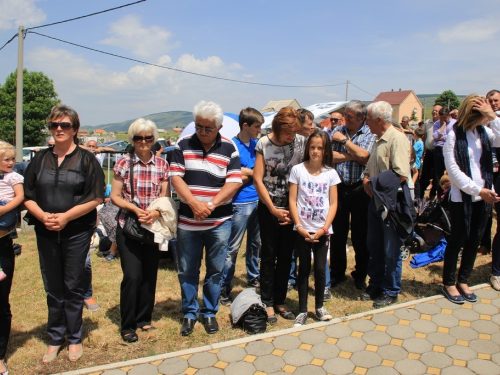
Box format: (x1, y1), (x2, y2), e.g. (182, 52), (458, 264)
(372, 89), (423, 125)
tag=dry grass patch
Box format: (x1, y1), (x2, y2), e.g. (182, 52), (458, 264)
(6, 231), (494, 374)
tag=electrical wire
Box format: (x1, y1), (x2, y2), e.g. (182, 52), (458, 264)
(26, 0), (146, 31)
(28, 31), (349, 88)
(349, 81), (376, 97)
(0, 34), (18, 52)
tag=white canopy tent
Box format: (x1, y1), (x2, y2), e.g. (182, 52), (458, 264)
(261, 101), (348, 131)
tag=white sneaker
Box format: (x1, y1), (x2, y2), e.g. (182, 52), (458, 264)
(316, 307), (332, 321)
(490, 274), (500, 291)
(294, 312), (308, 327)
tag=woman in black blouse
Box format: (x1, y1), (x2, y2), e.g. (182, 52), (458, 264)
(24, 104), (104, 363)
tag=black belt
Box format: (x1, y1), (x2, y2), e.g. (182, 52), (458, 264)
(341, 180), (362, 187)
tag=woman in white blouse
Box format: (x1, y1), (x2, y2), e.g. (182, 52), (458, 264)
(442, 94), (500, 304)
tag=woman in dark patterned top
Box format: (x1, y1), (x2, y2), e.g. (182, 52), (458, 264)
(24, 104), (105, 363)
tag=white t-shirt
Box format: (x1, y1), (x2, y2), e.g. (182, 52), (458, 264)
(0, 171), (23, 203)
(289, 163), (340, 233)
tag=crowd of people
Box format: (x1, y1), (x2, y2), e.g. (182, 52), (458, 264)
(0, 91), (499, 371)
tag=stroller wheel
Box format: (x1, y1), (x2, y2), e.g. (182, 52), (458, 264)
(401, 246), (411, 261)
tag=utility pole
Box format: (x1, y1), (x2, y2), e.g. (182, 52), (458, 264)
(345, 80), (349, 101)
(15, 26), (24, 162)
(423, 98), (426, 121)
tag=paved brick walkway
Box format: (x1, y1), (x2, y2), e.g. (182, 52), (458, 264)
(59, 284), (500, 375)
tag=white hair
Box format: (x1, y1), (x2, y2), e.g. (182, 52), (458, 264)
(193, 100), (224, 127)
(127, 118), (159, 143)
(367, 101), (393, 124)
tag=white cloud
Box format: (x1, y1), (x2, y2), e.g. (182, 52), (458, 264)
(437, 17), (500, 43)
(0, 0), (46, 30)
(99, 15), (178, 58)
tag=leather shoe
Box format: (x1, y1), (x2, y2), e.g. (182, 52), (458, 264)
(201, 316), (219, 334)
(360, 286), (383, 301)
(121, 332), (138, 343)
(373, 293), (398, 308)
(180, 318), (196, 336)
(456, 284), (477, 302)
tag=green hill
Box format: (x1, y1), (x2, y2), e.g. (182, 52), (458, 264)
(87, 111), (193, 131)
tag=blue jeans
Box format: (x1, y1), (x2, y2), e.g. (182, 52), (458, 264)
(221, 202), (260, 292)
(84, 250), (92, 300)
(177, 220), (231, 319)
(366, 198), (403, 297)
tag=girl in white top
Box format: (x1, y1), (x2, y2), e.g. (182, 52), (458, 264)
(289, 130), (340, 326)
(0, 142), (24, 281)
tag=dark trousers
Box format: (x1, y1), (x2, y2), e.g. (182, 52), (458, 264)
(116, 226), (160, 336)
(491, 177), (500, 275)
(258, 202), (294, 307)
(330, 183), (370, 283)
(434, 146), (446, 198)
(297, 233), (329, 312)
(0, 236), (14, 360)
(419, 149), (436, 199)
(443, 201), (487, 286)
(36, 229), (93, 345)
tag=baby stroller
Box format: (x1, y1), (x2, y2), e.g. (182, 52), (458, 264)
(400, 197), (451, 260)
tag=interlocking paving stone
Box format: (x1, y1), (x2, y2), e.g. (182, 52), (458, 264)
(426, 332), (456, 347)
(282, 349), (313, 367)
(419, 351), (453, 367)
(371, 313), (399, 326)
(409, 319), (438, 334)
(347, 318), (376, 332)
(451, 307), (480, 321)
(402, 337), (433, 354)
(491, 313), (500, 325)
(449, 326), (479, 341)
(216, 346), (247, 362)
(469, 338), (500, 354)
(414, 302), (441, 315)
(324, 323), (352, 338)
(188, 352), (218, 368)
(336, 336), (366, 352)
(446, 345), (477, 361)
(377, 345), (408, 361)
(393, 308), (420, 321)
(293, 364), (328, 375)
(244, 341), (274, 356)
(491, 297), (500, 308)
(269, 372), (288, 375)
(472, 302), (498, 315)
(196, 368), (224, 375)
(350, 350), (382, 367)
(298, 329), (327, 344)
(223, 361), (256, 374)
(435, 298), (463, 309)
(385, 324), (416, 339)
(322, 357), (355, 375)
(471, 319), (499, 333)
(366, 366), (400, 375)
(441, 366), (475, 375)
(253, 354), (285, 372)
(101, 370), (127, 375)
(310, 342), (340, 359)
(491, 332), (500, 345)
(128, 364), (159, 375)
(475, 289), (499, 299)
(467, 358), (500, 374)
(158, 357), (189, 374)
(360, 330), (391, 346)
(431, 313), (459, 328)
(272, 335), (302, 350)
(492, 352), (500, 365)
(394, 358), (427, 375)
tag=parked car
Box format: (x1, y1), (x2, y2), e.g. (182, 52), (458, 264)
(22, 146), (47, 162)
(99, 140), (129, 168)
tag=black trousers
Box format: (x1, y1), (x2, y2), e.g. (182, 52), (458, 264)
(116, 226), (160, 336)
(258, 202), (294, 308)
(443, 201), (487, 286)
(36, 229), (92, 345)
(419, 149), (436, 199)
(330, 183), (370, 283)
(297, 233), (329, 312)
(0, 236), (14, 360)
(434, 146), (446, 198)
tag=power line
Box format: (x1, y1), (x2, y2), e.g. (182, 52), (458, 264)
(26, 0), (146, 31)
(28, 31), (349, 88)
(0, 34), (18, 52)
(348, 81), (376, 97)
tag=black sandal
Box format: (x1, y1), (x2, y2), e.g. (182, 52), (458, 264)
(274, 308), (295, 320)
(122, 332), (138, 343)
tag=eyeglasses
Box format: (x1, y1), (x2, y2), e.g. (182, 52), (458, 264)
(330, 118), (340, 123)
(132, 135), (154, 143)
(195, 124), (217, 133)
(49, 122), (72, 130)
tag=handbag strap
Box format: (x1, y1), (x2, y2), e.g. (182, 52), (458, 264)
(129, 153), (135, 201)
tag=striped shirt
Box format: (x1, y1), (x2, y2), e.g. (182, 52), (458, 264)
(332, 124), (377, 184)
(170, 132), (242, 231)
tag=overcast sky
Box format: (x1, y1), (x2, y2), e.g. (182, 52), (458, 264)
(0, 0), (499, 126)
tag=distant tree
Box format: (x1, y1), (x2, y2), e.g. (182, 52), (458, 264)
(0, 69), (59, 146)
(434, 90), (460, 110)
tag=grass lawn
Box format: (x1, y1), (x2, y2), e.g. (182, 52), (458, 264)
(6, 230), (494, 374)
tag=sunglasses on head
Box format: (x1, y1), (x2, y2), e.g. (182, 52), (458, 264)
(132, 135), (154, 143)
(49, 122), (72, 130)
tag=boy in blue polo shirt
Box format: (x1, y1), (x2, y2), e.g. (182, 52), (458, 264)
(220, 107), (264, 305)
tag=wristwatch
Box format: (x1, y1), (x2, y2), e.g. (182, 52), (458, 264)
(207, 201), (214, 211)
(341, 138), (348, 145)
(293, 223), (302, 230)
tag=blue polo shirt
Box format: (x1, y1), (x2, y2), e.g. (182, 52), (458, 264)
(232, 136), (259, 203)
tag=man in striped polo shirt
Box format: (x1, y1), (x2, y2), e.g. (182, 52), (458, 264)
(170, 101), (242, 336)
